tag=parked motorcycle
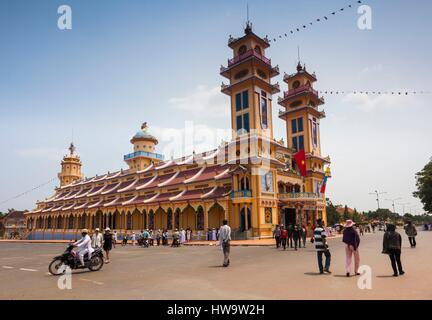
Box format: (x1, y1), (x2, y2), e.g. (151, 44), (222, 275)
(48, 244), (104, 275)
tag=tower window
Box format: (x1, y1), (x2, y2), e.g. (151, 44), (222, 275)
(235, 90), (249, 111)
(260, 91), (268, 129)
(298, 117), (304, 132)
(254, 45), (262, 55)
(292, 135), (304, 151)
(291, 119), (297, 134)
(238, 45), (247, 56)
(236, 113), (250, 134)
(292, 80), (301, 89)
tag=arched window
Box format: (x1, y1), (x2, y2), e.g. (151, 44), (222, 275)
(174, 209), (181, 229)
(148, 210), (154, 230)
(254, 45), (262, 55)
(126, 212), (132, 230)
(167, 208), (173, 230)
(68, 216), (74, 229)
(196, 206), (204, 230)
(238, 45), (247, 56)
(142, 210), (147, 229)
(240, 176), (250, 191)
(57, 216), (63, 229)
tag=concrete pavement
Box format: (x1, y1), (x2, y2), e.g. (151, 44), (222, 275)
(0, 229), (431, 299)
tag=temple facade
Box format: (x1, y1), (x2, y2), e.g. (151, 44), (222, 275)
(25, 23), (330, 240)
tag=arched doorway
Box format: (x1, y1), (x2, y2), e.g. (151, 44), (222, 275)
(196, 206), (204, 230)
(240, 207), (251, 232)
(113, 210), (120, 229)
(126, 211), (132, 230)
(94, 210), (103, 229)
(57, 216), (63, 229)
(67, 215), (74, 229)
(174, 208), (181, 230)
(148, 210), (154, 230)
(154, 207), (167, 230)
(208, 203), (225, 229)
(181, 205), (196, 230)
(167, 208), (173, 230)
(142, 209), (147, 229)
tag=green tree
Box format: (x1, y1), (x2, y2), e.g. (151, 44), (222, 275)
(343, 205), (351, 221)
(325, 198), (340, 226)
(352, 208), (362, 223)
(413, 158), (432, 213)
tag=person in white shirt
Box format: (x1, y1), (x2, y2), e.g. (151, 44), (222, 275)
(131, 232), (136, 246)
(91, 228), (103, 248)
(218, 220), (231, 267)
(73, 229), (94, 266)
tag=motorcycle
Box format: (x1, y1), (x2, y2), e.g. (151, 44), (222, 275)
(48, 244), (104, 275)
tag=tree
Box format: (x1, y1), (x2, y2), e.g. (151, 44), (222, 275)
(325, 198), (341, 226)
(343, 205), (351, 221)
(352, 208), (362, 223)
(413, 158), (432, 213)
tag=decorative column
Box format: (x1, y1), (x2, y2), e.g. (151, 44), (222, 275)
(244, 204), (248, 231)
(204, 204), (209, 232)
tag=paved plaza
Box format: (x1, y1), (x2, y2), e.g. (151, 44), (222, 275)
(1, 230), (431, 300)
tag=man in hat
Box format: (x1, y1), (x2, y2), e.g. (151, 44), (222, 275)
(91, 228), (103, 248)
(73, 229), (94, 266)
(342, 219), (360, 277)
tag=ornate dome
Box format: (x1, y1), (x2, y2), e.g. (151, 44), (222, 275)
(130, 123), (158, 144)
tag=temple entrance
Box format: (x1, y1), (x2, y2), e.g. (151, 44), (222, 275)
(240, 207), (251, 232)
(282, 208), (296, 226)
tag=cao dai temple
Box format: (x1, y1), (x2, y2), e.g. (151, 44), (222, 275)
(25, 23), (331, 240)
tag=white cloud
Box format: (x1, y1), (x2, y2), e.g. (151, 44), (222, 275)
(168, 85), (229, 118)
(151, 122), (231, 159)
(341, 92), (417, 112)
(359, 64), (384, 76)
(16, 147), (68, 161)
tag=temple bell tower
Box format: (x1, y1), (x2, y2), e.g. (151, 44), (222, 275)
(278, 62), (330, 197)
(124, 122), (164, 172)
(220, 22), (282, 238)
(58, 143), (83, 187)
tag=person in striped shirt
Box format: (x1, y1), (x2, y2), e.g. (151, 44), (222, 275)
(312, 219), (331, 274)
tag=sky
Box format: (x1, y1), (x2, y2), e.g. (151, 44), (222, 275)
(0, 0), (431, 214)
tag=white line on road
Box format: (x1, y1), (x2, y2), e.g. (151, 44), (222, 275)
(2, 266), (14, 269)
(19, 268), (38, 272)
(79, 278), (104, 285)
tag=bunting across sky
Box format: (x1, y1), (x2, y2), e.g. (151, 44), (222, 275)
(0, 177), (57, 206)
(318, 90), (432, 96)
(267, 0), (363, 42)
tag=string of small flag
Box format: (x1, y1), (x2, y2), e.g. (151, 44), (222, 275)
(318, 90), (432, 96)
(0, 177), (57, 206)
(267, 0), (363, 43)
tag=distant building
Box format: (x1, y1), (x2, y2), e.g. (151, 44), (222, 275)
(2, 210), (27, 239)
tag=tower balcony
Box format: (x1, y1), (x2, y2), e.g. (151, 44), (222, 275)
(284, 84), (319, 99)
(221, 78), (280, 96)
(278, 192), (325, 203)
(228, 49), (271, 67)
(123, 151), (164, 161)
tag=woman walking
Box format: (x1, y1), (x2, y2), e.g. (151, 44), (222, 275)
(382, 223), (405, 277)
(342, 220), (361, 277)
(103, 228), (113, 263)
(404, 220), (417, 248)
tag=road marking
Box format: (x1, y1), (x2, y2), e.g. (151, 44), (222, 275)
(19, 268), (38, 272)
(2, 266), (14, 269)
(79, 278), (104, 285)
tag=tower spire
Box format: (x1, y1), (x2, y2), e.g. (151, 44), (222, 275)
(245, 3), (252, 34)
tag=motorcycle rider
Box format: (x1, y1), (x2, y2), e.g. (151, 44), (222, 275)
(73, 229), (94, 266)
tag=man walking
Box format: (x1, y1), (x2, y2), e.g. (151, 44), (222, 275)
(404, 220), (417, 248)
(280, 225), (288, 250)
(273, 224), (281, 249)
(218, 219), (231, 267)
(312, 219), (331, 274)
(91, 228), (103, 249)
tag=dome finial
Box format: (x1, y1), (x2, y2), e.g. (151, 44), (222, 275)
(141, 122), (148, 131)
(69, 142), (76, 155)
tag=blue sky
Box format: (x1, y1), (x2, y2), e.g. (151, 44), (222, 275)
(0, 0), (431, 213)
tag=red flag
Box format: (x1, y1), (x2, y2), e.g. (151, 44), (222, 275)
(293, 149), (307, 177)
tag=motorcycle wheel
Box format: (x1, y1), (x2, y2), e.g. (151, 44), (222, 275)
(88, 255), (104, 271)
(48, 258), (67, 276)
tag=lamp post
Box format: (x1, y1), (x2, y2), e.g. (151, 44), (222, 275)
(397, 202), (410, 215)
(369, 190), (387, 210)
(385, 198), (402, 214)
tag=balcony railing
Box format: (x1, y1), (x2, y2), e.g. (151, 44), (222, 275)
(230, 190), (252, 198)
(283, 85), (318, 100)
(123, 151), (164, 161)
(278, 192), (323, 200)
(228, 49), (271, 67)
